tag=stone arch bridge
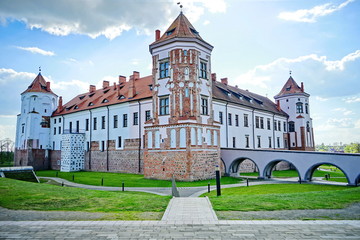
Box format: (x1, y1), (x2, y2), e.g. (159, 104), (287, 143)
(221, 148), (360, 186)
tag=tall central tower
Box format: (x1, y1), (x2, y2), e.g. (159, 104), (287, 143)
(144, 13), (220, 181)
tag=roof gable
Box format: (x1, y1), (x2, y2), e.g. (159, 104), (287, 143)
(275, 76), (306, 98)
(22, 73), (57, 96)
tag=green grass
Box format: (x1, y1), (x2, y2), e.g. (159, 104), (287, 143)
(0, 177), (171, 219)
(202, 184), (360, 211)
(36, 170), (242, 187)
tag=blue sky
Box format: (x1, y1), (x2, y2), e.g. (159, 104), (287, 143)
(0, 0), (359, 145)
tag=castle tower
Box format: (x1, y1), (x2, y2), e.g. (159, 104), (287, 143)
(274, 75), (315, 151)
(144, 12), (220, 181)
(14, 71), (58, 169)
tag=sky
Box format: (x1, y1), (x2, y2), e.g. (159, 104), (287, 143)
(0, 0), (359, 145)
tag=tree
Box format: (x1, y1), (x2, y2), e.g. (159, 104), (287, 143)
(0, 138), (14, 166)
(344, 143), (360, 153)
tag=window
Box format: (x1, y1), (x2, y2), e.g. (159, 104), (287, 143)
(184, 50), (187, 56)
(232, 137), (236, 148)
(69, 122), (72, 133)
(257, 136), (261, 148)
(267, 118), (271, 130)
(201, 97), (208, 115)
(54, 119), (56, 124)
(219, 112), (223, 124)
(113, 115), (118, 128)
(274, 120), (277, 131)
(277, 137), (280, 148)
(200, 61), (207, 79)
(244, 114), (249, 127)
(228, 113), (232, 126)
(296, 102), (303, 113)
(21, 124), (25, 133)
(101, 141), (105, 152)
(307, 121), (310, 132)
(118, 136), (122, 148)
(54, 127), (56, 135)
(123, 114), (128, 127)
(185, 87), (189, 97)
(58, 126), (61, 134)
(159, 97), (169, 115)
(160, 61), (169, 78)
(283, 122), (286, 132)
(86, 119), (89, 131)
(255, 116), (259, 128)
(245, 135), (249, 148)
(289, 121), (295, 132)
(93, 117), (97, 130)
(260, 117), (264, 129)
(86, 142), (90, 151)
(278, 121), (281, 131)
(53, 141), (55, 150)
(235, 115), (239, 127)
(133, 112), (139, 125)
(145, 110), (151, 121)
(100, 116), (105, 129)
(305, 103), (309, 114)
(269, 137), (272, 148)
(59, 118), (61, 123)
(76, 120), (79, 133)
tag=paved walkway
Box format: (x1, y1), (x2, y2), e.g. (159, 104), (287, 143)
(1, 220), (359, 239)
(161, 197), (218, 221)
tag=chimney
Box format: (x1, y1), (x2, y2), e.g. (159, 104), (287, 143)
(89, 85), (96, 93)
(301, 82), (304, 92)
(119, 75), (126, 84)
(58, 96), (63, 112)
(221, 77), (228, 85)
(211, 73), (217, 81)
(276, 100), (281, 111)
(155, 30), (161, 41)
(102, 80), (109, 89)
(46, 82), (51, 91)
(113, 82), (117, 90)
(128, 75), (136, 98)
(133, 71), (140, 80)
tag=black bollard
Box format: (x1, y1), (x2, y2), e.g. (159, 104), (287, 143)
(122, 182), (124, 191)
(325, 174), (328, 180)
(215, 166), (221, 196)
(299, 177), (302, 184)
(56, 171), (58, 177)
(101, 177), (104, 186)
(62, 182), (64, 187)
(208, 182), (210, 193)
(328, 174), (331, 179)
(246, 178), (249, 187)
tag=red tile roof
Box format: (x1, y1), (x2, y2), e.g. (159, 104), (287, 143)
(52, 75), (152, 116)
(150, 12), (211, 47)
(22, 73), (57, 96)
(275, 76), (307, 98)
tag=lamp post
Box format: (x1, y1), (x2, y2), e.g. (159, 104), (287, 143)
(215, 165), (221, 196)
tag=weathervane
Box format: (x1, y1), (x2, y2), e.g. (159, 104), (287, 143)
(177, 2), (183, 12)
(289, 70), (292, 76)
(39, 66), (41, 73)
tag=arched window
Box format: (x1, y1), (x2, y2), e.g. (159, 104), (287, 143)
(206, 130), (211, 145)
(296, 102), (303, 113)
(289, 121), (295, 132)
(197, 128), (202, 145)
(191, 128), (196, 145)
(147, 131), (153, 149)
(170, 129), (176, 148)
(306, 121), (310, 132)
(155, 131), (160, 148)
(305, 103), (309, 114)
(214, 131), (218, 146)
(180, 128), (186, 148)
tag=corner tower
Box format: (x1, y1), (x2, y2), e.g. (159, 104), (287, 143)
(144, 13), (220, 181)
(274, 75), (315, 151)
(14, 71), (58, 169)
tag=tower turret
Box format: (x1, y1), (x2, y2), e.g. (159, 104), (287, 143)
(14, 71), (58, 169)
(274, 74), (315, 150)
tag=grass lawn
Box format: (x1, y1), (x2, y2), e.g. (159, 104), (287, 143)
(202, 184), (360, 211)
(240, 169), (347, 181)
(36, 170), (242, 187)
(0, 177), (171, 220)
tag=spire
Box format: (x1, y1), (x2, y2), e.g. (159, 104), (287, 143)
(21, 70), (57, 96)
(274, 75), (307, 98)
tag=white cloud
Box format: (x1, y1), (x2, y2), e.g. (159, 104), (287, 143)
(0, 124), (16, 141)
(333, 108), (354, 116)
(0, 0), (226, 40)
(344, 96), (360, 103)
(278, 0), (354, 23)
(315, 96), (328, 102)
(323, 50), (360, 71)
(0, 68), (36, 85)
(15, 46), (55, 56)
(203, 20), (210, 26)
(327, 118), (354, 128)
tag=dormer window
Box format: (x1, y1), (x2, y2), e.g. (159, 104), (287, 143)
(118, 95), (125, 100)
(149, 85), (153, 91)
(286, 86), (291, 91)
(74, 105), (79, 109)
(190, 28), (199, 35)
(88, 102), (94, 106)
(79, 95), (85, 100)
(102, 98), (109, 103)
(89, 93), (95, 97)
(103, 89), (109, 94)
(166, 28), (175, 36)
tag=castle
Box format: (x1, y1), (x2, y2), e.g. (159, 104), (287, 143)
(14, 13), (315, 181)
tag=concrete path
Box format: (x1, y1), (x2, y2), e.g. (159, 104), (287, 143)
(1, 220), (359, 239)
(161, 197), (218, 221)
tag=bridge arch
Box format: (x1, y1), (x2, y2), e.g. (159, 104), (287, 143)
(263, 159), (300, 180)
(228, 157), (259, 176)
(304, 162), (350, 184)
